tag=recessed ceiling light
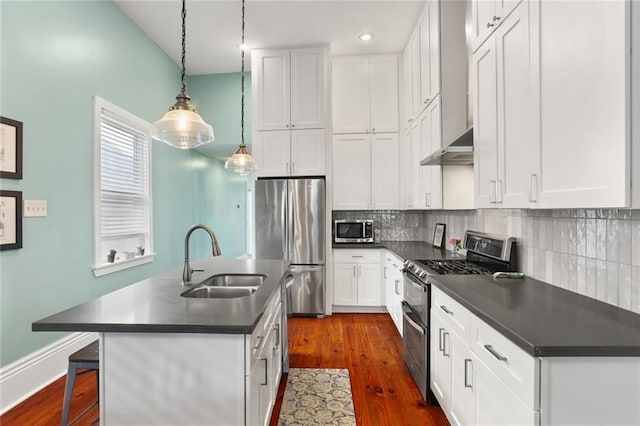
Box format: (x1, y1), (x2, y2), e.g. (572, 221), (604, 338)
(237, 43), (249, 50)
(359, 33), (374, 42)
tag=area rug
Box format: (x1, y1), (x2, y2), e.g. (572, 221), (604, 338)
(277, 368), (356, 426)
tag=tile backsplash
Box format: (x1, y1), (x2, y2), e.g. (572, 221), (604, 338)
(333, 209), (640, 314)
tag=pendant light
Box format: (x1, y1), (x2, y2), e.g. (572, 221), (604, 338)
(151, 0), (214, 149)
(225, 0), (258, 175)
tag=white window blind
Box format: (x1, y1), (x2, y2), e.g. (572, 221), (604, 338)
(93, 96), (153, 275)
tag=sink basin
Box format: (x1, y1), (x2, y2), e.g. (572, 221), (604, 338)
(198, 273), (267, 287)
(181, 286), (257, 299)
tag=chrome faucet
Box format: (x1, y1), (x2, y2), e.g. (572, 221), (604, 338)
(182, 224), (222, 285)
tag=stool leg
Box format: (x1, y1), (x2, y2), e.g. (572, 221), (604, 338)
(61, 363), (77, 426)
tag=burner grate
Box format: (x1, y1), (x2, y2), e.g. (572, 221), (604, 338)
(416, 259), (495, 275)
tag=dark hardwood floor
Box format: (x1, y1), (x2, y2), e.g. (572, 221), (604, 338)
(1, 313), (447, 426)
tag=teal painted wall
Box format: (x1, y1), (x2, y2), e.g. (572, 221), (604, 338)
(188, 72), (254, 256)
(0, 1), (248, 367)
(188, 72), (252, 146)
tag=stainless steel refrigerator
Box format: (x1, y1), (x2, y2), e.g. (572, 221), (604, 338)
(255, 178), (325, 316)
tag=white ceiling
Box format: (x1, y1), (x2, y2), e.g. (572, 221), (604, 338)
(114, 0), (424, 75)
(115, 0), (424, 159)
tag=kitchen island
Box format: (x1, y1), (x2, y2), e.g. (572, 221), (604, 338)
(33, 258), (289, 426)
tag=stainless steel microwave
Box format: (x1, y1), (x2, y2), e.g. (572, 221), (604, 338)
(334, 219), (374, 243)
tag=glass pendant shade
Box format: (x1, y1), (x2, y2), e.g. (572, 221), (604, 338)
(152, 90), (214, 149)
(225, 144), (258, 175)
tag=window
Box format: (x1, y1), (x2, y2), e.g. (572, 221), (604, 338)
(93, 96), (153, 276)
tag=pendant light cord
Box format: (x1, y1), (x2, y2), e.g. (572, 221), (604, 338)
(181, 0), (187, 93)
(240, 0), (246, 147)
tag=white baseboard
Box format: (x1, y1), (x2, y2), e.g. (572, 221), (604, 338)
(0, 331), (98, 414)
(331, 305), (388, 313)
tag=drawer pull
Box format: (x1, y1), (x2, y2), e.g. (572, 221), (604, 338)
(464, 359), (473, 388)
(440, 305), (453, 315)
(438, 328), (445, 352)
(484, 344), (508, 362)
(443, 332), (450, 357)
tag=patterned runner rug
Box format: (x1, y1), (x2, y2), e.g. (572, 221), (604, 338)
(277, 368), (356, 425)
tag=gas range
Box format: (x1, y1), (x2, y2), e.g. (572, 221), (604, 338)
(403, 230), (518, 283)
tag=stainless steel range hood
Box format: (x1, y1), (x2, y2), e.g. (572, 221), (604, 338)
(420, 127), (473, 166)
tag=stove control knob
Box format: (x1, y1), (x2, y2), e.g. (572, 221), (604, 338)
(419, 271), (426, 279)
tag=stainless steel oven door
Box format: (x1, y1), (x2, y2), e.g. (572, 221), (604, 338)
(403, 270), (429, 327)
(402, 301), (427, 400)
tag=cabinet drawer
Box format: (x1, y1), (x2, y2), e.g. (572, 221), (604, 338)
(431, 286), (470, 342)
(469, 314), (538, 409)
(334, 249), (381, 264)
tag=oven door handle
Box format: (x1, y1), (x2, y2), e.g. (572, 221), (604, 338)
(404, 273), (427, 292)
(401, 303), (425, 335)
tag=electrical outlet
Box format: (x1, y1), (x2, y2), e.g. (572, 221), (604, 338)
(24, 200), (47, 217)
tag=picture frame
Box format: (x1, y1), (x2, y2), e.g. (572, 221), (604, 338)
(432, 223), (446, 248)
(0, 116), (23, 179)
(0, 190), (23, 250)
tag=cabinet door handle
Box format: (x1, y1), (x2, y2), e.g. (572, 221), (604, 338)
(497, 179), (503, 203)
(291, 162), (295, 174)
(464, 359), (473, 388)
(529, 173), (538, 202)
(291, 124), (295, 128)
(408, 118), (413, 123)
(443, 332), (450, 357)
(353, 265), (357, 277)
(440, 305), (453, 315)
(424, 98), (430, 104)
(438, 328), (445, 352)
(351, 255), (364, 258)
(253, 335), (264, 351)
(492, 15), (501, 22)
(372, 128), (376, 132)
(484, 344), (508, 362)
(358, 265), (362, 277)
(286, 124), (290, 128)
(384, 266), (388, 279)
(487, 22), (495, 28)
(395, 279), (400, 295)
(274, 324), (280, 350)
(261, 358), (268, 385)
(489, 180), (496, 203)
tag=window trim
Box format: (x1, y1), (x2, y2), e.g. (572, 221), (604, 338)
(92, 96), (154, 277)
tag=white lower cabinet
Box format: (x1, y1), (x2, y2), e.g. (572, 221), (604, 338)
(333, 250), (382, 307)
(430, 285), (538, 426)
(246, 292), (283, 426)
(383, 251), (404, 335)
(431, 285), (640, 425)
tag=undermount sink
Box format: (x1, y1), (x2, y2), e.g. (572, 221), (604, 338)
(180, 273), (267, 299)
(199, 273), (267, 287)
(181, 286), (257, 299)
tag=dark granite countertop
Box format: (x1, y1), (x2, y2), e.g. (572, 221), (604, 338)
(333, 240), (456, 261)
(429, 274), (640, 357)
(32, 258), (288, 334)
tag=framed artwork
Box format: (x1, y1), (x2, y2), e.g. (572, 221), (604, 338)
(432, 223), (446, 248)
(0, 116), (23, 179)
(0, 190), (23, 250)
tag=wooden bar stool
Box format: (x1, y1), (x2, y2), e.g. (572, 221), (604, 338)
(61, 340), (99, 426)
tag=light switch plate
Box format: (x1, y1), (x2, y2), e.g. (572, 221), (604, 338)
(24, 200), (47, 217)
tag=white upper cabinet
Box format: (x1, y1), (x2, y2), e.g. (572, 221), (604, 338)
(332, 133), (399, 210)
(290, 48), (326, 129)
(534, 0), (630, 208)
(421, 98), (442, 209)
(474, 2), (533, 208)
(253, 47), (327, 131)
(252, 46), (328, 178)
(419, 0), (441, 107)
(332, 57), (369, 134)
(253, 49), (290, 131)
(254, 129), (326, 178)
(332, 134), (371, 210)
(471, 0), (522, 51)
(408, 28), (422, 120)
(332, 55), (399, 134)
